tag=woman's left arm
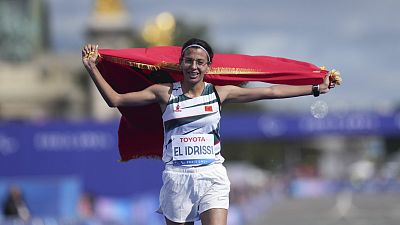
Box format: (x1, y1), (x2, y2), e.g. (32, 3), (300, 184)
(216, 74), (335, 104)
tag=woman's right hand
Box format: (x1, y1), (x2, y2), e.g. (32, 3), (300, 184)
(82, 44), (99, 68)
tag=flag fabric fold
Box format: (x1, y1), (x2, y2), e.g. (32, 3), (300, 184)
(96, 46), (328, 161)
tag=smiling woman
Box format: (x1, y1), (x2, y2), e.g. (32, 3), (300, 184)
(82, 37), (338, 225)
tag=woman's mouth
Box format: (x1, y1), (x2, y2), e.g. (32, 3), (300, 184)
(188, 72), (199, 79)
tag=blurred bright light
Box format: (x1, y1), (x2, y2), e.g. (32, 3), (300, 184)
(155, 12), (176, 31)
(142, 11), (176, 46)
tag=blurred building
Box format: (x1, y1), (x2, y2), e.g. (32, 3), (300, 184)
(0, 0), (135, 121)
(86, 0), (133, 49)
(85, 0), (134, 120)
(0, 0), (85, 120)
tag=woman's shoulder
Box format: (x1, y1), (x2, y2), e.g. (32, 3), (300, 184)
(151, 83), (173, 90)
(150, 83), (175, 96)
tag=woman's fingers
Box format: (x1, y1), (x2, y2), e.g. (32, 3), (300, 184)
(82, 44), (98, 60)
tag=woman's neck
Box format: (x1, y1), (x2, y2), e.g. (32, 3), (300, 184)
(181, 81), (205, 98)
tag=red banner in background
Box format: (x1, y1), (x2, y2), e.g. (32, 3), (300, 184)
(97, 46), (328, 161)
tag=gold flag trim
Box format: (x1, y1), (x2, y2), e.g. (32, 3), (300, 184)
(102, 55), (281, 75)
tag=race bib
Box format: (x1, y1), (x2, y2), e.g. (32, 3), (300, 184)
(172, 134), (215, 166)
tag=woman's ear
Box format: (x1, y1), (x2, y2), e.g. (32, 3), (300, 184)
(206, 62), (212, 73)
(178, 57), (183, 70)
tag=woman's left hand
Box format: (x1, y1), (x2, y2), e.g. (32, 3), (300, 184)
(320, 70), (341, 94)
(320, 75), (333, 94)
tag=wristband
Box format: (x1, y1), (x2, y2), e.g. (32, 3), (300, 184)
(312, 84), (320, 97)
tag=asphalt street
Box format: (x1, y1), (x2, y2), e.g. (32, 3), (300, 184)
(250, 193), (400, 225)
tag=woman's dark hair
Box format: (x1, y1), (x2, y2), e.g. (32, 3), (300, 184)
(180, 38), (214, 63)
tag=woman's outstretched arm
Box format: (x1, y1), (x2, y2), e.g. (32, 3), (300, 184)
(82, 44), (170, 108)
(216, 74), (335, 104)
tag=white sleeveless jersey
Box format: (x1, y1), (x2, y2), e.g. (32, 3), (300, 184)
(162, 82), (224, 165)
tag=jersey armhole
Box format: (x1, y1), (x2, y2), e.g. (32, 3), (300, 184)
(212, 85), (222, 111)
(161, 83), (175, 115)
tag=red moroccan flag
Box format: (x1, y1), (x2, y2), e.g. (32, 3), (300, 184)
(96, 46), (328, 161)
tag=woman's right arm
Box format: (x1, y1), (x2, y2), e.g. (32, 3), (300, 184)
(82, 44), (169, 107)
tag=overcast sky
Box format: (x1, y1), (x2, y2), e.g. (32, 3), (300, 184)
(47, 0), (400, 113)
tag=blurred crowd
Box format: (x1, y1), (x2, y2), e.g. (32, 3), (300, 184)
(2, 155), (400, 225)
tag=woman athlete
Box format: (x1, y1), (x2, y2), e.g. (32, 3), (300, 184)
(82, 38), (335, 225)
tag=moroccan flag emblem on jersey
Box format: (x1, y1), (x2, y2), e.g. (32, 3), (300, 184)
(204, 106), (213, 112)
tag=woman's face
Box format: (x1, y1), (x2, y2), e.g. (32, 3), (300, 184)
(180, 47), (210, 85)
